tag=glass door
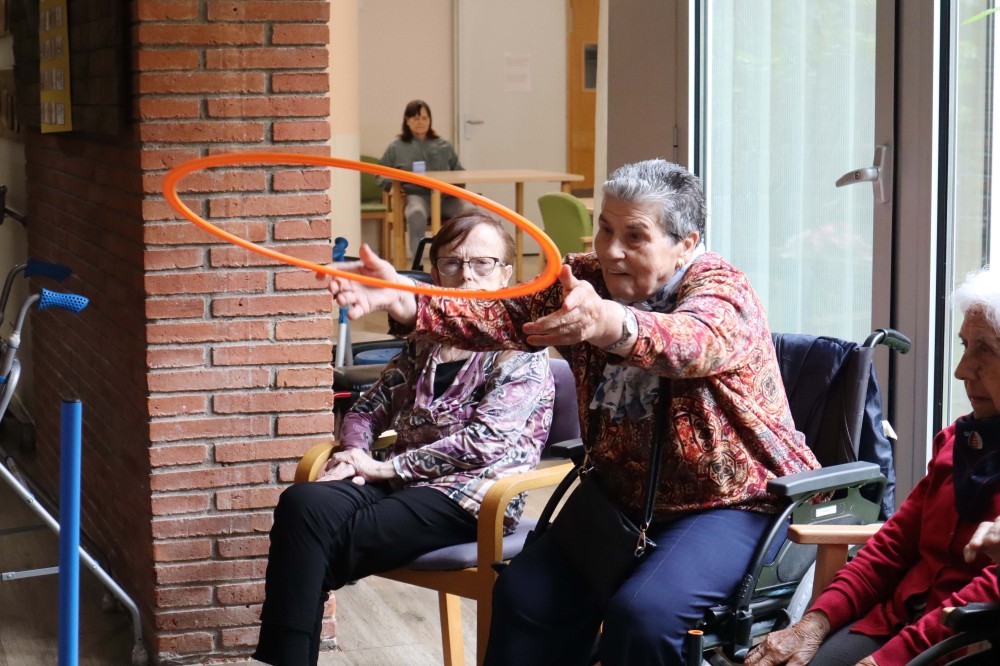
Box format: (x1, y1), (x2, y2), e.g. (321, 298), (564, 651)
(942, 2), (1000, 424)
(696, 0), (893, 343)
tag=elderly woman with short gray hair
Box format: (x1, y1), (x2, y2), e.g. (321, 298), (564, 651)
(328, 158), (819, 666)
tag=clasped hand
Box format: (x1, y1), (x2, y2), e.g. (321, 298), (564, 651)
(317, 448), (395, 485)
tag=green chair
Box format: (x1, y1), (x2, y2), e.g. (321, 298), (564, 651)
(360, 154), (390, 257)
(537, 192), (593, 256)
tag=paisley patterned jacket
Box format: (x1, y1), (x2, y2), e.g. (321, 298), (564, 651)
(340, 339), (554, 533)
(398, 251), (819, 518)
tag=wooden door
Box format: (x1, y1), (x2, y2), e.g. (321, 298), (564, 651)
(567, 0), (598, 193)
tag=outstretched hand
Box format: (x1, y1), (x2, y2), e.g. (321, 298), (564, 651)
(522, 265), (619, 347)
(327, 244), (418, 324)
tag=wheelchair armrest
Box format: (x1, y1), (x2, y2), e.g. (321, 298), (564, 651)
(943, 602), (1000, 632)
(767, 461), (883, 500)
(906, 603), (1000, 666)
(546, 438), (584, 463)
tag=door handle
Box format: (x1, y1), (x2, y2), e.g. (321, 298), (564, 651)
(835, 144), (892, 204)
(464, 114), (485, 140)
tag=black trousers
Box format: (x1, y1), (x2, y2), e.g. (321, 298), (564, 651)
(253, 480), (477, 666)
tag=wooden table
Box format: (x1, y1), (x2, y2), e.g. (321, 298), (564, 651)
(388, 169), (584, 280)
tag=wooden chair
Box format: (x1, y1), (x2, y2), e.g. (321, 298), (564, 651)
(786, 523), (882, 604)
(360, 154), (391, 257)
(296, 357), (580, 666)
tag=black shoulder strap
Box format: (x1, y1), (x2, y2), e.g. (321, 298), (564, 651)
(585, 377), (671, 530)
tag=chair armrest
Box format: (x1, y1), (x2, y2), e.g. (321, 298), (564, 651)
(767, 461), (883, 500)
(476, 462), (576, 568)
(372, 429), (397, 451)
(296, 433), (398, 482)
(789, 522), (883, 605)
(787, 523), (883, 545)
(546, 438), (584, 462)
(295, 440), (337, 483)
(905, 603), (1000, 666)
(943, 602), (1000, 631)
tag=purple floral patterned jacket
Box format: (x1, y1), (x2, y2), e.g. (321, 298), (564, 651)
(340, 339), (554, 533)
(398, 251), (819, 518)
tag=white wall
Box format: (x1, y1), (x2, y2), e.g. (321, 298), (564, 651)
(358, 0), (455, 160)
(357, 0), (568, 258)
(0, 32), (31, 415)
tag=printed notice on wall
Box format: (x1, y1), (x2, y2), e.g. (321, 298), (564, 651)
(504, 53), (531, 92)
(39, 0), (72, 133)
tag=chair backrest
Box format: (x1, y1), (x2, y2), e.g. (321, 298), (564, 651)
(545, 357), (581, 446)
(771, 333), (895, 518)
(537, 192), (593, 256)
(359, 154), (383, 204)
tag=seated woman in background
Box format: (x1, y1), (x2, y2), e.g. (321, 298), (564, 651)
(746, 265), (1000, 666)
(327, 159), (820, 666)
(252, 213), (554, 666)
(377, 99), (473, 257)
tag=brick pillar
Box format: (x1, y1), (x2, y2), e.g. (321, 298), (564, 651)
(137, 0), (334, 660)
(15, 0), (337, 660)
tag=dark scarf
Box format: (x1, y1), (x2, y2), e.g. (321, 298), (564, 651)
(952, 413), (1000, 521)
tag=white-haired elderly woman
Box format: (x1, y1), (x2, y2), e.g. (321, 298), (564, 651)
(747, 265), (1000, 666)
(327, 158), (819, 666)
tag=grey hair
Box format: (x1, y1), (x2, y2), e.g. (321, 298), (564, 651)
(602, 159), (706, 242)
(953, 265), (1000, 332)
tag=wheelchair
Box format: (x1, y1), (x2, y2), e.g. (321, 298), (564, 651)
(539, 327), (911, 665)
(905, 602), (1000, 666)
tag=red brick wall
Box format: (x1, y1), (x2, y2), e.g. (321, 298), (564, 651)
(25, 0), (337, 662)
(26, 128), (154, 652)
(137, 0), (335, 660)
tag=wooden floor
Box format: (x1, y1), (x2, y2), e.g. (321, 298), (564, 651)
(0, 456), (556, 666)
(0, 461), (135, 665)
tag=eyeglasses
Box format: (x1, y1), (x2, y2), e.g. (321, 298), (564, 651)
(434, 256), (507, 277)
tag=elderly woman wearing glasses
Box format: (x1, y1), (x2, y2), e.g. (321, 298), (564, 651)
(253, 212), (554, 666)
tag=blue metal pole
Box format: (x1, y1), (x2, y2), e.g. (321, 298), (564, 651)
(58, 399), (82, 666)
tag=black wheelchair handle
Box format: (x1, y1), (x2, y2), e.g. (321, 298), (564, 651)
(863, 327), (911, 354)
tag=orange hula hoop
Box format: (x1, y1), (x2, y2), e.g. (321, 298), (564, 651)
(162, 153), (562, 300)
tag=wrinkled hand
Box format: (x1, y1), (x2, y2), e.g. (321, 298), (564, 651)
(323, 448), (396, 486)
(521, 266), (617, 347)
(744, 611), (831, 666)
(328, 244), (417, 323)
(965, 516), (1000, 563)
(317, 461), (359, 483)
(855, 657), (879, 666)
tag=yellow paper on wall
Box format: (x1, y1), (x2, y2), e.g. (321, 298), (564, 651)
(39, 0), (72, 133)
